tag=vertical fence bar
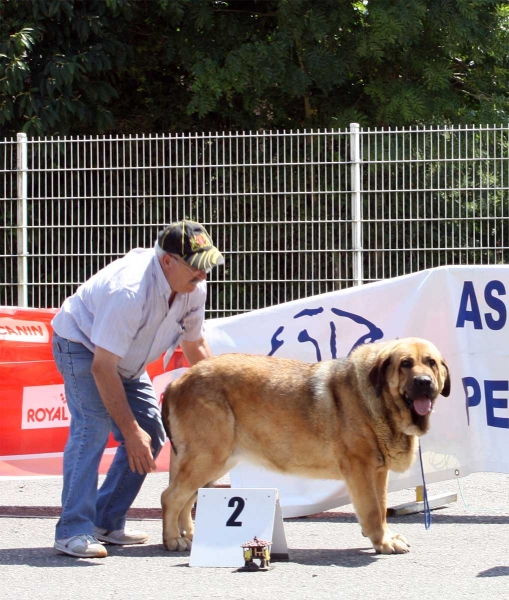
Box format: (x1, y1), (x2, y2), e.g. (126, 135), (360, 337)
(16, 133), (28, 307)
(350, 123), (363, 286)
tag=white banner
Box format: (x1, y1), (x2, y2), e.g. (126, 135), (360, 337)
(202, 266), (509, 517)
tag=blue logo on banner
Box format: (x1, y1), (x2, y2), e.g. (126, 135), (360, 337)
(267, 306), (384, 361)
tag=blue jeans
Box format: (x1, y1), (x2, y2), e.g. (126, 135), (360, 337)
(52, 333), (166, 540)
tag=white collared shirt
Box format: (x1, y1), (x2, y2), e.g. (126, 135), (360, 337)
(51, 248), (206, 379)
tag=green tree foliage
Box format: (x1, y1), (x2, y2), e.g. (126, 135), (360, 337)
(1, 0), (509, 136)
(0, 0), (130, 135)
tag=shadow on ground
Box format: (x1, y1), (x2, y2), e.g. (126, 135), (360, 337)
(0, 543), (379, 569)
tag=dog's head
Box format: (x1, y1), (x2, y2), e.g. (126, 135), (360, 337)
(368, 337), (450, 435)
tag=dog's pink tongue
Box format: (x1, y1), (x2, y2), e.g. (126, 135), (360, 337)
(413, 396), (432, 416)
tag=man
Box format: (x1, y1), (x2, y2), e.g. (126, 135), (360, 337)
(51, 220), (224, 558)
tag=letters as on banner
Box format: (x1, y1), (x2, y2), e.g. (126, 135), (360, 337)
(22, 384), (70, 430)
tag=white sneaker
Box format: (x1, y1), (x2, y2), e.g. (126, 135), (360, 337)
(94, 526), (149, 545)
(54, 534), (108, 558)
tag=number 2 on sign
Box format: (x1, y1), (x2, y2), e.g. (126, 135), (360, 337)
(226, 496), (245, 526)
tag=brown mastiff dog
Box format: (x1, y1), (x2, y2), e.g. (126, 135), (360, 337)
(161, 337), (450, 554)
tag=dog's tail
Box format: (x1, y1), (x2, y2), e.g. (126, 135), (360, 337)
(161, 384), (178, 455)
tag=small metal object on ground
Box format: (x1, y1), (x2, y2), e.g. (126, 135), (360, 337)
(238, 536), (275, 572)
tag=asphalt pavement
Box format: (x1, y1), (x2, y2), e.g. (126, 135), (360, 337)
(1, 471), (508, 600)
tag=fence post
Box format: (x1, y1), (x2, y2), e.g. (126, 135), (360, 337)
(17, 132), (28, 307)
(349, 123), (363, 286)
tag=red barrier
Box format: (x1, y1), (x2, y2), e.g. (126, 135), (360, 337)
(0, 307), (189, 478)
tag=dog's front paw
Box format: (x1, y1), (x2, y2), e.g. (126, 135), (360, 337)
(374, 533), (410, 554)
(164, 536), (192, 552)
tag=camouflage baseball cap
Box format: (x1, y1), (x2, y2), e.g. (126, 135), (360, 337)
(157, 220), (224, 271)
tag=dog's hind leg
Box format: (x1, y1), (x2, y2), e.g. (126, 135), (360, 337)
(177, 477), (226, 541)
(160, 448), (195, 550)
(161, 477), (195, 551)
(162, 388), (237, 551)
(178, 492), (197, 539)
(162, 448), (235, 551)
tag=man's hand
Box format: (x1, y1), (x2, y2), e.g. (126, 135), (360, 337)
(124, 427), (157, 475)
(91, 346), (156, 475)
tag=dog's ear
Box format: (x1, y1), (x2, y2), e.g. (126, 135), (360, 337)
(440, 360), (451, 397)
(369, 354), (391, 397)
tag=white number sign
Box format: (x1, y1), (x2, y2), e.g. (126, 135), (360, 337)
(189, 488), (289, 568)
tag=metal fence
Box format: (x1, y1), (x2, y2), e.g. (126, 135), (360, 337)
(1, 125), (508, 318)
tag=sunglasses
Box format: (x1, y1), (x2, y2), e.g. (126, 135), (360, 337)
(171, 254), (211, 275)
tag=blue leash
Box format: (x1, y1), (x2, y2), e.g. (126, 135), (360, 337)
(418, 441), (432, 529)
